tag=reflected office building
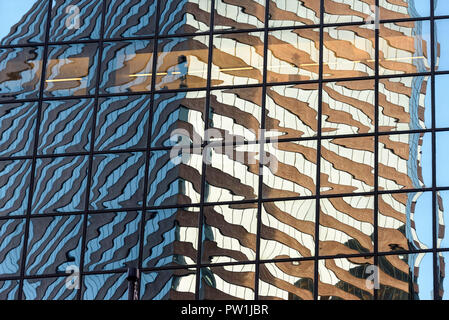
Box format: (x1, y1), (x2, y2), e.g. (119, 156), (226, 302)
(1, 0), (449, 300)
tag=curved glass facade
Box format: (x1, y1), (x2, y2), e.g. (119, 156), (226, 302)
(0, 0), (449, 300)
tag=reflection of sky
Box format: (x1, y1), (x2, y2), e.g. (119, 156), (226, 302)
(0, 0), (37, 41)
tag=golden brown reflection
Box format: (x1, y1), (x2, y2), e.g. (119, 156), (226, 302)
(262, 141), (317, 199)
(320, 136), (375, 195)
(211, 32), (264, 86)
(260, 200), (316, 260)
(319, 196), (374, 256)
(267, 28), (320, 82)
(266, 84), (318, 139)
(318, 257), (374, 300)
(202, 204), (257, 264)
(259, 261), (314, 300)
(200, 264), (255, 300)
(156, 36), (209, 90)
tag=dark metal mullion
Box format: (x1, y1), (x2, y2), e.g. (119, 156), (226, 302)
(374, 0), (380, 301)
(5, 241), (449, 283)
(16, 0), (53, 300)
(254, 0), (270, 301)
(136, 2), (161, 301)
(136, 0), (162, 300)
(313, 0), (325, 301)
(76, 0), (107, 301)
(430, 0), (439, 300)
(194, 0), (216, 300)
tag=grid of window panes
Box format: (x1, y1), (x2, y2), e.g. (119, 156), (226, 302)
(1, 0), (449, 300)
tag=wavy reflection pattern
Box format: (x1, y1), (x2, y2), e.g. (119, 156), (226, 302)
(0, 102), (37, 157)
(0, 160), (31, 216)
(38, 99), (94, 154)
(25, 215), (82, 275)
(32, 156), (88, 214)
(0, 47), (43, 101)
(0, 281), (19, 300)
(23, 277), (77, 300)
(84, 211), (141, 271)
(49, 0), (103, 41)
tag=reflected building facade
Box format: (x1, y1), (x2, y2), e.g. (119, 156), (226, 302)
(0, 0), (448, 300)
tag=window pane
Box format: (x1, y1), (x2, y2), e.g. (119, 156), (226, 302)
(259, 261), (314, 300)
(269, 0), (320, 27)
(214, 0), (265, 31)
(49, 0), (103, 42)
(0, 47), (44, 101)
(211, 32), (264, 86)
(156, 36), (209, 90)
(323, 25), (375, 79)
(104, 0), (157, 39)
(100, 40), (153, 94)
(267, 28), (320, 82)
(45, 44), (99, 97)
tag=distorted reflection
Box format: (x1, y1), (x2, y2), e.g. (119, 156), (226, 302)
(378, 133), (431, 191)
(0, 160), (31, 217)
(25, 215), (82, 275)
(23, 277), (76, 300)
(259, 261), (314, 300)
(95, 95), (148, 151)
(49, 0), (103, 41)
(156, 36), (209, 90)
(323, 25), (375, 79)
(160, 0), (211, 35)
(262, 141), (317, 199)
(209, 87), (262, 143)
(204, 144), (259, 203)
(151, 91), (206, 148)
(269, 0), (319, 27)
(260, 200), (315, 260)
(211, 32), (264, 86)
(39, 99), (94, 154)
(318, 257), (374, 300)
(324, 0), (375, 24)
(83, 273), (128, 300)
(84, 211), (140, 271)
(320, 196), (374, 256)
(148, 150), (203, 207)
(45, 44), (99, 97)
(0, 47), (43, 101)
(141, 269), (197, 300)
(267, 28), (320, 82)
(320, 136), (375, 195)
(202, 204), (257, 264)
(214, 0), (265, 30)
(436, 19), (449, 71)
(0, 281), (19, 300)
(0, 102), (37, 157)
(266, 84), (318, 139)
(378, 253), (433, 300)
(379, 21), (431, 75)
(0, 219), (25, 275)
(104, 0), (157, 39)
(322, 80), (375, 136)
(200, 264), (255, 300)
(379, 76), (430, 132)
(378, 192), (432, 253)
(101, 40), (153, 94)
(143, 207), (199, 268)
